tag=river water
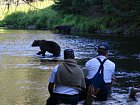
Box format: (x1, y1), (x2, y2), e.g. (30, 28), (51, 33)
(0, 29), (139, 105)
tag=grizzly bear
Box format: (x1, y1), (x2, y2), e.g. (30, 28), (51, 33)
(31, 40), (61, 57)
(54, 25), (71, 34)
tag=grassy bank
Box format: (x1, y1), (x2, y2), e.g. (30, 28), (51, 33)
(0, 1), (139, 35)
(0, 7), (122, 32)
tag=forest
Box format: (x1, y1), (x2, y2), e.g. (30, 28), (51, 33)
(0, 0), (140, 35)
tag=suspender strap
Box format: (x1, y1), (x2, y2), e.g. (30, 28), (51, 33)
(96, 58), (107, 74)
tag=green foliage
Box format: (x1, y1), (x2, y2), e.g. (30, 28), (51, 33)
(53, 0), (140, 18)
(52, 0), (88, 14)
(1, 4), (139, 34)
(0, 20), (6, 27)
(2, 7), (58, 29)
(3, 12), (26, 28)
(104, 0), (140, 17)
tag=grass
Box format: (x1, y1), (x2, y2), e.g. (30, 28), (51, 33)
(0, 0), (139, 34)
(1, 7), (123, 34)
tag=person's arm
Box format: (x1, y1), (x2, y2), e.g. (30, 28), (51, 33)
(48, 65), (58, 95)
(48, 82), (54, 95)
(111, 63), (116, 84)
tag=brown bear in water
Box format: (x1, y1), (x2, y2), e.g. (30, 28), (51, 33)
(54, 25), (71, 34)
(31, 40), (61, 57)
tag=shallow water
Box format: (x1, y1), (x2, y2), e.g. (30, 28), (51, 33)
(0, 28), (139, 105)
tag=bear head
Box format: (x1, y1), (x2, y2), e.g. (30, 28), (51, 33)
(31, 40), (40, 47)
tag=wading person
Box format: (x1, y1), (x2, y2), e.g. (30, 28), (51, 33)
(46, 49), (86, 105)
(84, 42), (115, 104)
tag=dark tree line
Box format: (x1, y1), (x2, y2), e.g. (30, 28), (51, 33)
(53, 0), (140, 17)
(1, 0), (139, 17)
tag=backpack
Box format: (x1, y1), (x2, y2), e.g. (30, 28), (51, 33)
(87, 58), (107, 89)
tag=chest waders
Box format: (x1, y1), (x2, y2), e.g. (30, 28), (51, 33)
(87, 58), (107, 89)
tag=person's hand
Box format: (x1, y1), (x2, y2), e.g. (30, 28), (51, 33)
(111, 76), (116, 83)
(88, 85), (100, 97)
(84, 85), (98, 105)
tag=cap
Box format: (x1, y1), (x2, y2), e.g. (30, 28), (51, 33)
(64, 49), (75, 59)
(98, 42), (109, 50)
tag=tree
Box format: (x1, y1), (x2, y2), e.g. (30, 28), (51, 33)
(0, 0), (43, 13)
(104, 0), (140, 17)
(52, 0), (140, 18)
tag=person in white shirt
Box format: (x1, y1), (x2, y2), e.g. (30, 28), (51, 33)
(85, 42), (115, 101)
(46, 49), (86, 105)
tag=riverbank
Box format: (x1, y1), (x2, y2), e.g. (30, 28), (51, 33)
(0, 5), (139, 36)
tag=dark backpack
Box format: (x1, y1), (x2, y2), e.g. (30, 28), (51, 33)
(87, 58), (107, 89)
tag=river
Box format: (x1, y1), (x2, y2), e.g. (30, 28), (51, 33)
(0, 28), (139, 105)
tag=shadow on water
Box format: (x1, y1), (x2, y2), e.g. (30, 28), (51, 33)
(0, 28), (140, 105)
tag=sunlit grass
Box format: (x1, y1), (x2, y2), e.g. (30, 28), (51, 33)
(0, 0), (54, 20)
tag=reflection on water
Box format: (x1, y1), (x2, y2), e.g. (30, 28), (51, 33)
(0, 29), (140, 105)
